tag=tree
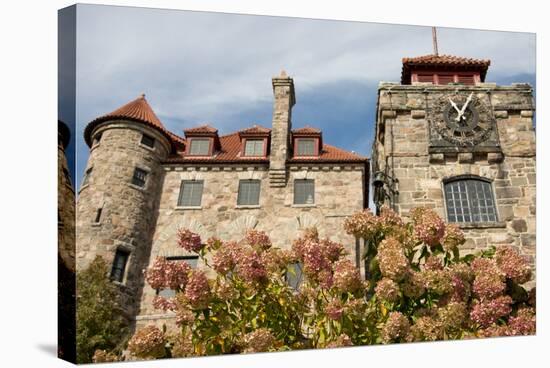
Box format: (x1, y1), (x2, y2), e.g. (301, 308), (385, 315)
(76, 256), (129, 363)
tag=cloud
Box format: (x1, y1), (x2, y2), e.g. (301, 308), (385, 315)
(70, 4), (535, 188)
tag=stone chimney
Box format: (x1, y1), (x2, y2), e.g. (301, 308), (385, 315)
(269, 70), (295, 187)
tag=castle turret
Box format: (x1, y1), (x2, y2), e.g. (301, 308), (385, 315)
(77, 94), (173, 319)
(269, 70), (295, 187)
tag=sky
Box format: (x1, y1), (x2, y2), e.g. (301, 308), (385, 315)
(58, 4), (536, 190)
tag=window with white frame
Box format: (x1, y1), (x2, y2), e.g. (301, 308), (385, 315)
(237, 179), (261, 206)
(189, 139), (211, 155)
(178, 180), (204, 207)
(294, 179), (315, 205)
(296, 138), (316, 156)
(444, 177), (498, 223)
(244, 139), (264, 156)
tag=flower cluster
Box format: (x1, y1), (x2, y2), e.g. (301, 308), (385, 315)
(127, 325), (166, 359)
(244, 328), (275, 353)
(377, 237), (409, 281)
(325, 298), (344, 320)
(235, 248), (268, 284)
(507, 308), (536, 336)
(152, 295), (176, 311)
(177, 229), (203, 253)
(212, 242), (239, 275)
(184, 270), (211, 309)
(401, 271), (425, 299)
(410, 207), (445, 246)
(343, 208), (379, 238)
(382, 312), (410, 343)
(470, 295), (513, 328)
(471, 258), (505, 300)
(375, 277), (400, 303)
(437, 302), (467, 331)
(325, 334), (353, 348)
(408, 316), (443, 342)
(92, 350), (119, 363)
(333, 259), (362, 293)
(245, 229), (272, 251)
(145, 257), (190, 291)
(495, 245), (532, 284)
(441, 224), (465, 252)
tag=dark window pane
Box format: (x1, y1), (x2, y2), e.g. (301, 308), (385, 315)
(111, 250), (129, 282)
(237, 180), (261, 205)
(82, 167), (92, 186)
(131, 168), (147, 187)
(94, 208), (102, 223)
(141, 134), (155, 148)
(178, 181), (204, 207)
(294, 179), (315, 204)
(285, 262), (303, 290)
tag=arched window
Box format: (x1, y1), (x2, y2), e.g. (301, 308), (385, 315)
(444, 176), (498, 223)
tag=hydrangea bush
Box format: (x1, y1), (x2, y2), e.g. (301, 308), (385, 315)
(126, 207), (535, 360)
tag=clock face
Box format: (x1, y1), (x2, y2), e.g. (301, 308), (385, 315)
(430, 92), (494, 146)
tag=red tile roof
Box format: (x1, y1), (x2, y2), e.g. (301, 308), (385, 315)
(239, 124), (271, 135)
(288, 144), (365, 163)
(292, 126), (321, 135)
(184, 124), (218, 135)
(84, 94), (175, 147)
(401, 54), (490, 84)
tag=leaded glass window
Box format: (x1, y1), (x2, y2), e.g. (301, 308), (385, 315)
(294, 179), (315, 205)
(178, 180), (204, 207)
(444, 178), (497, 223)
(189, 139), (211, 155)
(296, 139), (316, 156)
(244, 139), (264, 156)
(237, 180), (261, 206)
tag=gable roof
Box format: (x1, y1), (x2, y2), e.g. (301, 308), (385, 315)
(401, 54), (491, 84)
(239, 124), (271, 135)
(184, 124), (218, 135)
(292, 126), (321, 135)
(84, 94), (174, 146)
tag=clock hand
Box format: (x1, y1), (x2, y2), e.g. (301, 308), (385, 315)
(457, 92), (474, 121)
(448, 98), (461, 120)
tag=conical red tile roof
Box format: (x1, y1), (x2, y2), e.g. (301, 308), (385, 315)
(84, 94), (172, 146)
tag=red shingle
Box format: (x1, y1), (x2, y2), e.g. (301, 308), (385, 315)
(183, 124), (218, 135)
(239, 124), (271, 135)
(401, 54), (491, 84)
(292, 126), (321, 134)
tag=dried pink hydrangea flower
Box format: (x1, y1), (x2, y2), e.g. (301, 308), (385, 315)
(127, 325), (166, 358)
(145, 257), (190, 291)
(495, 245), (532, 284)
(408, 316), (443, 342)
(377, 237), (410, 281)
(441, 224), (465, 252)
(401, 271), (426, 299)
(245, 229), (272, 251)
(378, 206), (404, 231)
(152, 295), (176, 311)
(507, 307), (536, 336)
(244, 328), (275, 353)
(471, 258), (506, 300)
(375, 277), (401, 303)
(184, 270), (211, 309)
(177, 228), (203, 253)
(212, 245), (236, 275)
(470, 295), (513, 328)
(343, 209), (380, 238)
(420, 268), (453, 296)
(325, 334), (353, 348)
(410, 207), (446, 246)
(382, 312), (410, 343)
(320, 239), (345, 263)
(438, 302), (467, 331)
(333, 259), (362, 293)
(325, 299), (344, 320)
(234, 247), (268, 284)
(92, 350), (119, 363)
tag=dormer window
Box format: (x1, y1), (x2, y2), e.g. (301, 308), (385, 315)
(189, 138), (211, 156)
(244, 139), (265, 156)
(296, 138), (316, 156)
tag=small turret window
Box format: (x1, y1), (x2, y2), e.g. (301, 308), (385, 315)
(131, 167), (147, 187)
(93, 133), (102, 145)
(189, 139), (211, 155)
(140, 134), (155, 148)
(82, 167), (93, 187)
(111, 249), (129, 283)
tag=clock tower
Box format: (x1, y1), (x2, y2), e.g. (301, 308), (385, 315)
(372, 53), (536, 275)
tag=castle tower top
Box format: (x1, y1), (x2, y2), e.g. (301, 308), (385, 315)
(84, 94), (169, 146)
(401, 54), (491, 85)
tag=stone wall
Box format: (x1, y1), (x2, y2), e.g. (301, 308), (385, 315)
(135, 163), (366, 327)
(76, 121), (171, 318)
(374, 83), (536, 279)
(58, 140), (75, 272)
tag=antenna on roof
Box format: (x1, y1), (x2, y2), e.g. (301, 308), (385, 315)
(432, 27), (439, 56)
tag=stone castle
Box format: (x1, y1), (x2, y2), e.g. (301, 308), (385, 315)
(72, 54), (535, 329)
